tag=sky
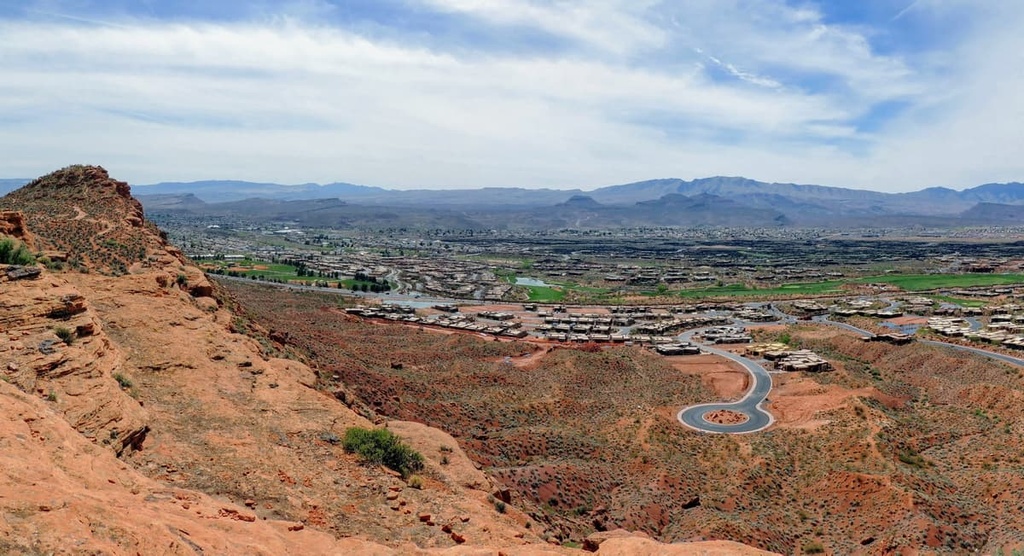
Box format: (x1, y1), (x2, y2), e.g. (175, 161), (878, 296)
(0, 0), (1021, 192)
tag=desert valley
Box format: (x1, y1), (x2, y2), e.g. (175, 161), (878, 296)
(3, 166), (1024, 555)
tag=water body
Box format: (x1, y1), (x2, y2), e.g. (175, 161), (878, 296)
(515, 277), (552, 287)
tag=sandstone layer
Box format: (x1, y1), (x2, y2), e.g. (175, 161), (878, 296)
(0, 167), (778, 554)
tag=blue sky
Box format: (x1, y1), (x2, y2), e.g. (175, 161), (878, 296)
(0, 0), (1020, 191)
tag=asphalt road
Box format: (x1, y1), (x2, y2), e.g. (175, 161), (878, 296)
(811, 315), (875, 337)
(815, 315), (1024, 367)
(676, 310), (1024, 435)
(919, 339), (1024, 366)
(675, 330), (775, 434)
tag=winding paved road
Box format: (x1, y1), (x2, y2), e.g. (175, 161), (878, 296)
(814, 315), (1024, 367)
(918, 340), (1024, 366)
(676, 330), (775, 434)
(215, 278), (1024, 430)
(676, 307), (1024, 435)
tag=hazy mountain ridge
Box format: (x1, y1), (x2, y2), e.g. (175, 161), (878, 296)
(128, 175), (1024, 214)
(959, 202), (1024, 224)
(142, 191), (792, 230)
(136, 180), (387, 203)
(0, 178), (30, 196)
(131, 175), (1024, 229)
(8, 172), (1024, 227)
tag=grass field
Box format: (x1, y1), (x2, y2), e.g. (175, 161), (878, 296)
(230, 262), (304, 281)
(502, 273), (608, 302)
(547, 281), (611, 295)
(526, 285), (566, 302)
(675, 273), (1024, 300)
(677, 281), (845, 298)
(855, 273), (1024, 291)
(199, 259), (370, 287)
(928, 295), (989, 308)
(197, 260), (305, 281)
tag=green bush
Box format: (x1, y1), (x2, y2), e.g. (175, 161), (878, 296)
(0, 237), (35, 265)
(342, 427), (424, 478)
(54, 326), (75, 346)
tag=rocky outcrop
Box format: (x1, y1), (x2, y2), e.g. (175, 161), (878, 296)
(1, 266), (149, 455)
(0, 210), (33, 246)
(0, 379), (382, 555)
(6, 265), (41, 281)
(0, 165), (188, 275)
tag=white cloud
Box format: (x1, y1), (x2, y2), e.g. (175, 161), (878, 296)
(414, 0), (667, 56)
(0, 1), (1021, 191)
(855, 2), (1024, 190)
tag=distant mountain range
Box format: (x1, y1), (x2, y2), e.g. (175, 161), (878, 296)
(0, 179), (31, 195)
(5, 174), (1024, 228)
(131, 175), (1024, 217)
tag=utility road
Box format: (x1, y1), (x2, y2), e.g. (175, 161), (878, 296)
(676, 330), (774, 434)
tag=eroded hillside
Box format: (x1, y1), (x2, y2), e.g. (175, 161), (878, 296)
(223, 280), (1024, 555)
(0, 165), (772, 555)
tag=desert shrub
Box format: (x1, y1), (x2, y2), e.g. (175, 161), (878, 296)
(319, 431), (340, 445)
(898, 449), (928, 468)
(342, 427), (424, 477)
(0, 237), (35, 265)
(53, 326), (74, 346)
(802, 540), (825, 554)
(494, 499), (507, 513)
(408, 475), (424, 489)
(113, 373), (133, 389)
(176, 273), (189, 286)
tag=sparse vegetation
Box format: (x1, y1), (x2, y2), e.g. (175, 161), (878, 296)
(319, 431), (340, 444)
(897, 448), (929, 471)
(226, 272), (1024, 555)
(53, 326), (75, 346)
(802, 540), (825, 554)
(0, 166), (154, 275)
(113, 373), (133, 390)
(342, 427), (424, 478)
